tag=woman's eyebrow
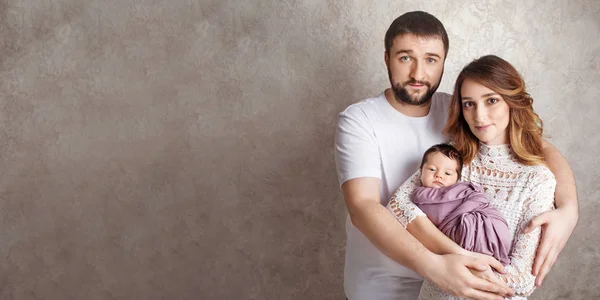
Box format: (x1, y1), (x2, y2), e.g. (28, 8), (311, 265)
(462, 92), (499, 101)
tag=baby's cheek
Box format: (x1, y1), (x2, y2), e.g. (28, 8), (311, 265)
(419, 172), (426, 183)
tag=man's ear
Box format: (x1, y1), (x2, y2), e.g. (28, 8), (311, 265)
(384, 51), (389, 68)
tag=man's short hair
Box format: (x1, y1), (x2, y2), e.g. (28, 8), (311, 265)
(384, 11), (449, 57)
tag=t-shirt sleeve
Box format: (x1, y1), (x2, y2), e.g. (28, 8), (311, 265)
(334, 105), (381, 186)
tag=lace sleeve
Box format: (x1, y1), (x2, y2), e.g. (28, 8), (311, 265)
(386, 170), (426, 227)
(496, 169), (556, 296)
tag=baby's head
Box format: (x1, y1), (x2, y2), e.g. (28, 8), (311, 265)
(419, 144), (463, 188)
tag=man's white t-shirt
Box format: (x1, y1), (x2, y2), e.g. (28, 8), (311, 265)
(335, 91), (452, 299)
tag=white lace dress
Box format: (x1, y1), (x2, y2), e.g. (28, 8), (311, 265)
(387, 144), (556, 299)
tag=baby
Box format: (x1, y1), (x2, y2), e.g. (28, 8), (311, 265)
(413, 143), (511, 265)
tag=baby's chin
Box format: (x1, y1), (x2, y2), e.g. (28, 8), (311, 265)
(423, 183), (445, 188)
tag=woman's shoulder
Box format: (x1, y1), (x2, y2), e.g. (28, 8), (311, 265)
(521, 164), (557, 188)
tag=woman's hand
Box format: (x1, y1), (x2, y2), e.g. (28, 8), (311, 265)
(468, 266), (508, 291)
(460, 249), (506, 274)
(459, 250), (510, 292)
(523, 205), (578, 286)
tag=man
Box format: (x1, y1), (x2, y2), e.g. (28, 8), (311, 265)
(335, 11), (578, 300)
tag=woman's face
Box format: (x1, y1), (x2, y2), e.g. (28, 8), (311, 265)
(460, 78), (510, 145)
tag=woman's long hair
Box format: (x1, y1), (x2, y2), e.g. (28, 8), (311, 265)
(444, 55), (545, 165)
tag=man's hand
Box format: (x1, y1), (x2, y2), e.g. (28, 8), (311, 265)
(421, 254), (515, 300)
(523, 206), (578, 286)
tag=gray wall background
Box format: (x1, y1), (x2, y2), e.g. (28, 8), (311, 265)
(0, 0), (598, 299)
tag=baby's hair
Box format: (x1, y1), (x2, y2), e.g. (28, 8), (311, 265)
(419, 143), (464, 179)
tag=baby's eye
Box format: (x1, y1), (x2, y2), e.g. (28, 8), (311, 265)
(445, 172), (452, 176)
(428, 168), (436, 172)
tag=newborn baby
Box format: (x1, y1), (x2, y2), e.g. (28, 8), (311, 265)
(413, 143), (511, 265)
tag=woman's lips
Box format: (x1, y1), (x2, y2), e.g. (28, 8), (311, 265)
(475, 124), (491, 131)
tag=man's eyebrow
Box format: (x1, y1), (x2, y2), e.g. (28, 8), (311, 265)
(393, 50), (442, 59)
(394, 49), (413, 55)
(461, 93), (499, 100)
(425, 52), (441, 59)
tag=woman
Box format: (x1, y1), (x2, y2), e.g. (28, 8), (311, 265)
(386, 55), (556, 299)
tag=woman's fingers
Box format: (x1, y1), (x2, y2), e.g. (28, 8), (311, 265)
(466, 277), (513, 299)
(483, 271), (507, 289)
(484, 257), (505, 274)
(533, 233), (552, 275)
(463, 288), (504, 300)
(535, 248), (559, 286)
(469, 268), (508, 290)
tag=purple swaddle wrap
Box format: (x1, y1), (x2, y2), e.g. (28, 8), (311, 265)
(412, 182), (511, 265)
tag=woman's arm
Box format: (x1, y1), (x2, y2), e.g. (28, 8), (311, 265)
(540, 139), (578, 211)
(524, 140), (579, 285)
(496, 169), (556, 296)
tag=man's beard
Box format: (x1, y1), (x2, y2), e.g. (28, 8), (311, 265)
(387, 67), (441, 106)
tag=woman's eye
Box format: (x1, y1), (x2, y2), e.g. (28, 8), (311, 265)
(488, 98), (499, 104)
(462, 102), (473, 108)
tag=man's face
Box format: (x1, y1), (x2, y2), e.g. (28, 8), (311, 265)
(385, 34), (445, 106)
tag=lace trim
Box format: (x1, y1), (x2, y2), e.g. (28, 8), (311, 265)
(387, 171), (425, 227)
(478, 143), (512, 158)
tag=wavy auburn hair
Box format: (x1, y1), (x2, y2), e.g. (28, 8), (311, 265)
(444, 55), (545, 166)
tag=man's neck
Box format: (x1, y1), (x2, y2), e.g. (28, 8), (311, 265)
(384, 88), (432, 117)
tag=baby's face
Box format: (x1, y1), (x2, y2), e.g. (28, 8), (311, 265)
(420, 152), (459, 188)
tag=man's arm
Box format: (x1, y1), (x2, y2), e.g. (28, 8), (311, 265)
(523, 139), (579, 286)
(343, 177), (434, 269)
(406, 216), (474, 255)
(342, 177), (514, 300)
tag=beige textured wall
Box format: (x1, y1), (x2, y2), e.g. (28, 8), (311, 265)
(0, 0), (598, 299)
